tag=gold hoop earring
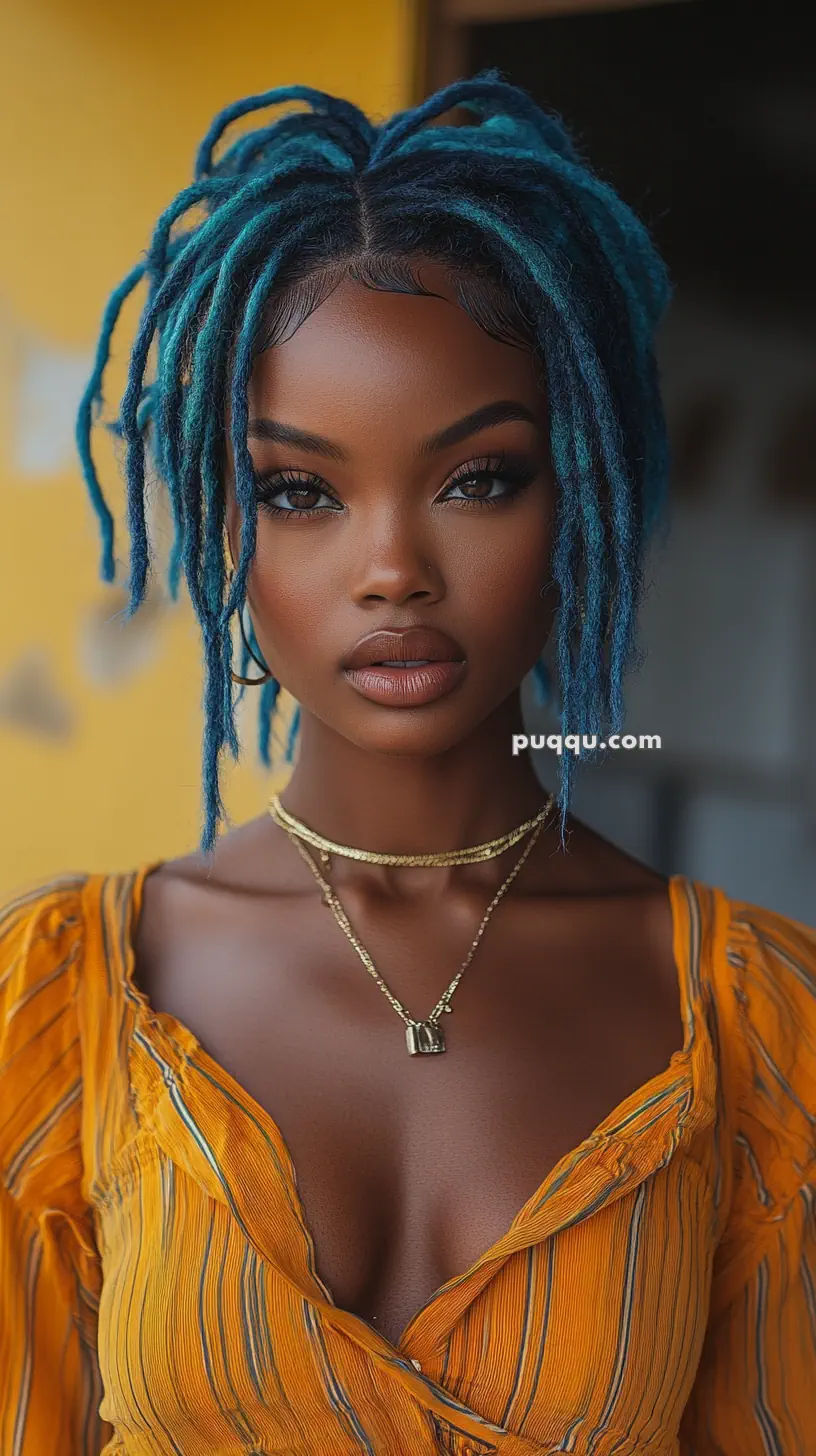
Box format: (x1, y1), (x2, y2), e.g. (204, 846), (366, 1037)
(228, 575), (274, 687)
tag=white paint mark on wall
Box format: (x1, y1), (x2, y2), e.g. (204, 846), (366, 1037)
(79, 585), (165, 686)
(14, 332), (94, 477)
(0, 648), (75, 740)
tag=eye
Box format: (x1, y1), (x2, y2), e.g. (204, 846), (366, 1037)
(254, 469), (342, 518)
(440, 454), (536, 509)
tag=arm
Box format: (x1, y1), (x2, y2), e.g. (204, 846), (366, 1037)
(681, 902), (816, 1454)
(682, 1181), (816, 1453)
(0, 882), (112, 1456)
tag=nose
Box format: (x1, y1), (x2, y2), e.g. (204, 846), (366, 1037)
(350, 515), (445, 607)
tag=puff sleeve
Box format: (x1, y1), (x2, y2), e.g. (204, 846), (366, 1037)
(0, 880), (111, 1456)
(681, 899), (816, 1454)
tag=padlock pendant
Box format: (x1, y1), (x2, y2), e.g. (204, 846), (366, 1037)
(406, 1020), (446, 1055)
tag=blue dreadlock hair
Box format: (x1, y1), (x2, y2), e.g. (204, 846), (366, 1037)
(76, 70), (671, 853)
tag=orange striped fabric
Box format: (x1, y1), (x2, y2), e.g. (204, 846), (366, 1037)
(1, 868), (815, 1455)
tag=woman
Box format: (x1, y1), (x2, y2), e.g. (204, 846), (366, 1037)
(1, 75), (814, 1456)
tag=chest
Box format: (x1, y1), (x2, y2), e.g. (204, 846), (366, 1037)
(94, 1114), (717, 1454)
(133, 887), (683, 1347)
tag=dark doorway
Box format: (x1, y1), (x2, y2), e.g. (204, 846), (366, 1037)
(457, 1), (816, 916)
(468, 0), (816, 326)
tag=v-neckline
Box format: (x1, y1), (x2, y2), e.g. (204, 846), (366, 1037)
(113, 862), (716, 1361)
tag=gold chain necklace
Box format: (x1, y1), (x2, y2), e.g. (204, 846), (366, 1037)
(268, 794), (553, 868)
(277, 797), (553, 1056)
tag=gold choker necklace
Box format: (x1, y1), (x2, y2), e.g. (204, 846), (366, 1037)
(268, 793), (554, 868)
(270, 792), (556, 1055)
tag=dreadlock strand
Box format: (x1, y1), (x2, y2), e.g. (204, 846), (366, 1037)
(118, 258), (217, 612)
(76, 262), (146, 582)
(371, 71), (578, 166)
(175, 203), (330, 620)
(154, 265), (222, 599)
(143, 177), (236, 292)
(194, 84), (375, 181)
(258, 676), (281, 769)
(221, 220), (319, 626)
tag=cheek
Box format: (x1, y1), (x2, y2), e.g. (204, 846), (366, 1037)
(243, 524), (336, 655)
(452, 500), (554, 636)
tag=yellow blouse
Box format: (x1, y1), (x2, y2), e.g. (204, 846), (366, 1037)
(1, 868), (815, 1455)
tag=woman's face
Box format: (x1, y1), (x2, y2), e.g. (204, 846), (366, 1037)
(226, 261), (556, 757)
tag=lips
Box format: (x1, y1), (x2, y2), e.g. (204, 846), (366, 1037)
(341, 627), (467, 708)
(342, 627), (465, 671)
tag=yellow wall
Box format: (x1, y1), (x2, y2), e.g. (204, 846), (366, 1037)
(0, 0), (416, 896)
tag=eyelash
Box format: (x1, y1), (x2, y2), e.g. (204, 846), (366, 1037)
(253, 454), (536, 521)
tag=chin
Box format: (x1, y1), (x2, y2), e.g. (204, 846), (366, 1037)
(332, 701), (509, 759)
(352, 726), (475, 758)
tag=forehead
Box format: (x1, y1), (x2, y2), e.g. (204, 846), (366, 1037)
(247, 269), (542, 434)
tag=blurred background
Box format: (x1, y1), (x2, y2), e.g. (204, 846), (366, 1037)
(1, 0), (814, 922)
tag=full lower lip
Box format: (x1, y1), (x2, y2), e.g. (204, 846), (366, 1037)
(343, 660), (467, 708)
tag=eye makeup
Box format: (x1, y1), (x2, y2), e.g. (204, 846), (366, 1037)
(252, 449), (540, 520)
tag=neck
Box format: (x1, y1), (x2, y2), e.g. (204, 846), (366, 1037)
(279, 691), (550, 859)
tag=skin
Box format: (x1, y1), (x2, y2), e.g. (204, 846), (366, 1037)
(134, 262), (682, 1350)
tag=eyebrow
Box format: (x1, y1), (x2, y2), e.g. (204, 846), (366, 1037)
(245, 399), (541, 464)
(419, 400), (541, 455)
(246, 418), (349, 462)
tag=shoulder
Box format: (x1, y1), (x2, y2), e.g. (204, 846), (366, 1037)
(0, 867), (156, 1022)
(133, 817), (300, 1014)
(699, 885), (816, 1208)
(0, 874), (90, 1032)
(676, 877), (815, 1049)
(726, 894), (816, 990)
(715, 891), (816, 1086)
(136, 816), (300, 949)
(721, 894), (816, 1127)
(0, 871), (88, 941)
